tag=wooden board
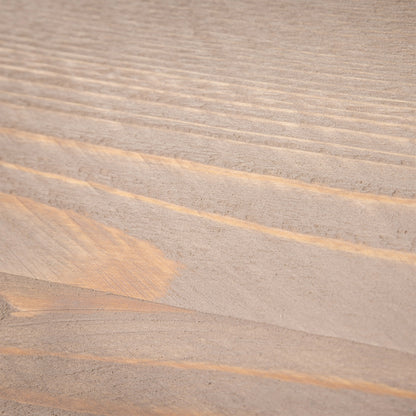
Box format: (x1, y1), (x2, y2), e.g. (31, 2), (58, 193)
(0, 0), (415, 414)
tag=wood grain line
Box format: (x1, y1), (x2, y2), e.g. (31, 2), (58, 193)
(0, 82), (413, 151)
(2, 30), (412, 86)
(2, 162), (416, 265)
(3, 127), (415, 203)
(1, 56), (414, 134)
(2, 32), (413, 121)
(1, 44), (415, 117)
(1, 346), (415, 400)
(3, 14), (412, 68)
(0, 192), (180, 300)
(1, 59), (415, 127)
(2, 98), (413, 165)
(1, 27), (413, 95)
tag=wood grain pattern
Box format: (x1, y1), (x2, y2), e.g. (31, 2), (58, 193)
(0, 0), (415, 414)
(0, 192), (179, 300)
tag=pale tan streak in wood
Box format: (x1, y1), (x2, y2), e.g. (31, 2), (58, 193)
(2, 128), (415, 206)
(1, 64), (415, 143)
(1, 33), (415, 109)
(2, 62), (415, 143)
(3, 24), (413, 79)
(2, 162), (416, 265)
(3, 37), (414, 88)
(3, 39), (414, 127)
(0, 192), (180, 300)
(1, 69), (413, 140)
(0, 47), (415, 130)
(0, 32), (407, 86)
(1, 346), (415, 400)
(2, 99), (413, 164)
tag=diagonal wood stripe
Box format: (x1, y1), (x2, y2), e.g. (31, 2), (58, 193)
(1, 346), (415, 400)
(2, 162), (416, 265)
(0, 192), (180, 300)
(0, 63), (414, 143)
(1, 128), (415, 206)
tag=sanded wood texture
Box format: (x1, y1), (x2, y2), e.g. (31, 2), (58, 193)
(0, 0), (415, 414)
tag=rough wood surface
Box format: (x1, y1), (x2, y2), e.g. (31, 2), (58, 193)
(0, 0), (415, 414)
